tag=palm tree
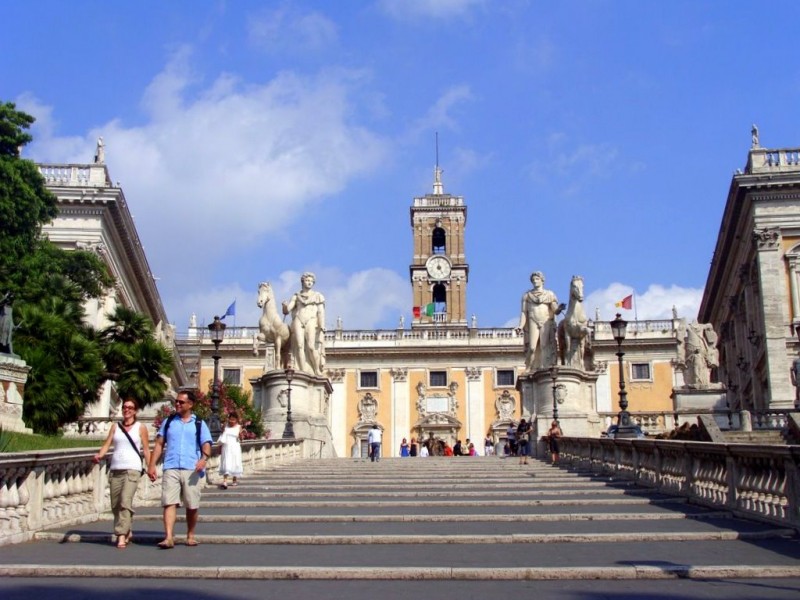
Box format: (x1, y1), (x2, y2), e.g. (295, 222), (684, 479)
(101, 305), (173, 408)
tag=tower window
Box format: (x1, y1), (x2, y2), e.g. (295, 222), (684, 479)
(432, 226), (446, 254)
(432, 283), (447, 316)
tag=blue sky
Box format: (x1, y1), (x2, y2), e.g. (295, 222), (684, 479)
(4, 1), (800, 332)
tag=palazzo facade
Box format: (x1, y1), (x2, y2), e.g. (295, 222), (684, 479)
(181, 168), (688, 457)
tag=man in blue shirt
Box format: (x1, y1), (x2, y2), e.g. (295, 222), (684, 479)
(147, 389), (212, 548)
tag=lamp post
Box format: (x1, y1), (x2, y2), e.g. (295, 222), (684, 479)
(283, 367), (295, 439)
(610, 313), (637, 437)
(549, 365), (559, 423)
(207, 315), (226, 440)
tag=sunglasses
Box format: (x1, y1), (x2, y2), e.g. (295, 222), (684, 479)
(122, 405), (136, 411)
(175, 400), (188, 405)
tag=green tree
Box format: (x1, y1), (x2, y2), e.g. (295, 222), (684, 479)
(14, 287), (105, 434)
(0, 102), (58, 291)
(0, 102), (171, 433)
(101, 306), (173, 408)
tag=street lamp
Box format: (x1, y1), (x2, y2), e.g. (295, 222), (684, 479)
(283, 367), (295, 439)
(207, 315), (226, 440)
(549, 365), (559, 423)
(610, 313), (637, 437)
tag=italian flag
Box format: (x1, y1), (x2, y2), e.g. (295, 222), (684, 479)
(413, 303), (435, 318)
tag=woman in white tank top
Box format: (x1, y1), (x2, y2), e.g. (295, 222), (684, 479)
(93, 399), (151, 548)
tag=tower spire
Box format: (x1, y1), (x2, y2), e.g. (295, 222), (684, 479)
(433, 132), (443, 195)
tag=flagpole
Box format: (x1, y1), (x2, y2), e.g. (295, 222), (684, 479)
(633, 292), (639, 323)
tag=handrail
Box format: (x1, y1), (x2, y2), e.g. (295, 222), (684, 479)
(0, 439), (304, 546)
(558, 437), (800, 531)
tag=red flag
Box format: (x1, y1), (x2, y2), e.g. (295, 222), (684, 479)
(413, 306), (421, 318)
(615, 294), (633, 310)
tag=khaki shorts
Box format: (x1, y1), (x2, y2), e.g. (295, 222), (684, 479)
(161, 469), (203, 509)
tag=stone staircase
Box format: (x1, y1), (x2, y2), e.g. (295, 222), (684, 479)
(1, 457), (799, 594)
(722, 429), (788, 444)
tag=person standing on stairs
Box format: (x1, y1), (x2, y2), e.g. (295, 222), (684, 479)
(368, 424), (382, 462)
(93, 398), (150, 549)
(147, 390), (213, 548)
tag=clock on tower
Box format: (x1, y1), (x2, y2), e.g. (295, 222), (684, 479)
(409, 165), (469, 329)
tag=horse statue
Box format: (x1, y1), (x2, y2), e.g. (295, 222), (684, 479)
(255, 282), (291, 372)
(558, 275), (591, 369)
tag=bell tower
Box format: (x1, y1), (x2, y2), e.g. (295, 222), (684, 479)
(409, 165), (468, 328)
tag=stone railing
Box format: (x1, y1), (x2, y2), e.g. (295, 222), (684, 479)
(0, 438), (304, 546)
(598, 410), (744, 435)
(558, 437), (800, 530)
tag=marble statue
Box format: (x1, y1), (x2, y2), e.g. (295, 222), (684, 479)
(0, 292), (16, 355)
(751, 124), (760, 148)
(256, 282), (291, 372)
(95, 137), (105, 163)
(471, 314), (477, 328)
(282, 272), (326, 377)
(189, 312), (197, 328)
(398, 314), (404, 329)
(558, 275), (590, 369)
(517, 271), (563, 370)
(684, 320), (719, 387)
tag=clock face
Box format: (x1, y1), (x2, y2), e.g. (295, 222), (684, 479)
(426, 255), (452, 279)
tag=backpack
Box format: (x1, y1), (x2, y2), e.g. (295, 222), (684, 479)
(162, 413), (203, 452)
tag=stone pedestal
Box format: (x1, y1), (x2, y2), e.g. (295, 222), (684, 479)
(251, 370), (336, 457)
(0, 354), (33, 434)
(671, 385), (729, 429)
(516, 367), (602, 455)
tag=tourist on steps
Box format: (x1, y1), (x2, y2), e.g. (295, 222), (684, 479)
(93, 398), (150, 549)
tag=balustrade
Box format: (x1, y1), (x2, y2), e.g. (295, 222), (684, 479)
(0, 439), (304, 546)
(559, 437), (800, 530)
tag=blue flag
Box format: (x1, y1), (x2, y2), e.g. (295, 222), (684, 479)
(221, 300), (236, 320)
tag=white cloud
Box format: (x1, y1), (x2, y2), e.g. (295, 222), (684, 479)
(23, 49), (389, 271)
(172, 267), (409, 331)
(379, 0), (486, 20)
(528, 135), (620, 196)
(418, 85), (473, 132)
(248, 6), (338, 53)
(584, 282), (704, 322)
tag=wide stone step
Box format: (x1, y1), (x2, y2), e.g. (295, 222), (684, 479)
(2, 539), (800, 580)
(2, 457), (798, 585)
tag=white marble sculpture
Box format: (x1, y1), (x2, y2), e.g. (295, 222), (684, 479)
(517, 271), (563, 370)
(684, 320), (719, 387)
(256, 281), (291, 372)
(282, 272), (326, 377)
(94, 137), (105, 163)
(558, 275), (590, 369)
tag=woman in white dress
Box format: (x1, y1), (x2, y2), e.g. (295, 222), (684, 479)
(218, 413), (243, 489)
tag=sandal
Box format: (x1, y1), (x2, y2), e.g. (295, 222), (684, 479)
(185, 538), (200, 547)
(126, 531), (133, 544)
(157, 538), (175, 549)
(116, 535), (127, 549)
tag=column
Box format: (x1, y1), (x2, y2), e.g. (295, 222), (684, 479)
(391, 368), (409, 457)
(327, 369), (346, 457)
(465, 367), (483, 446)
